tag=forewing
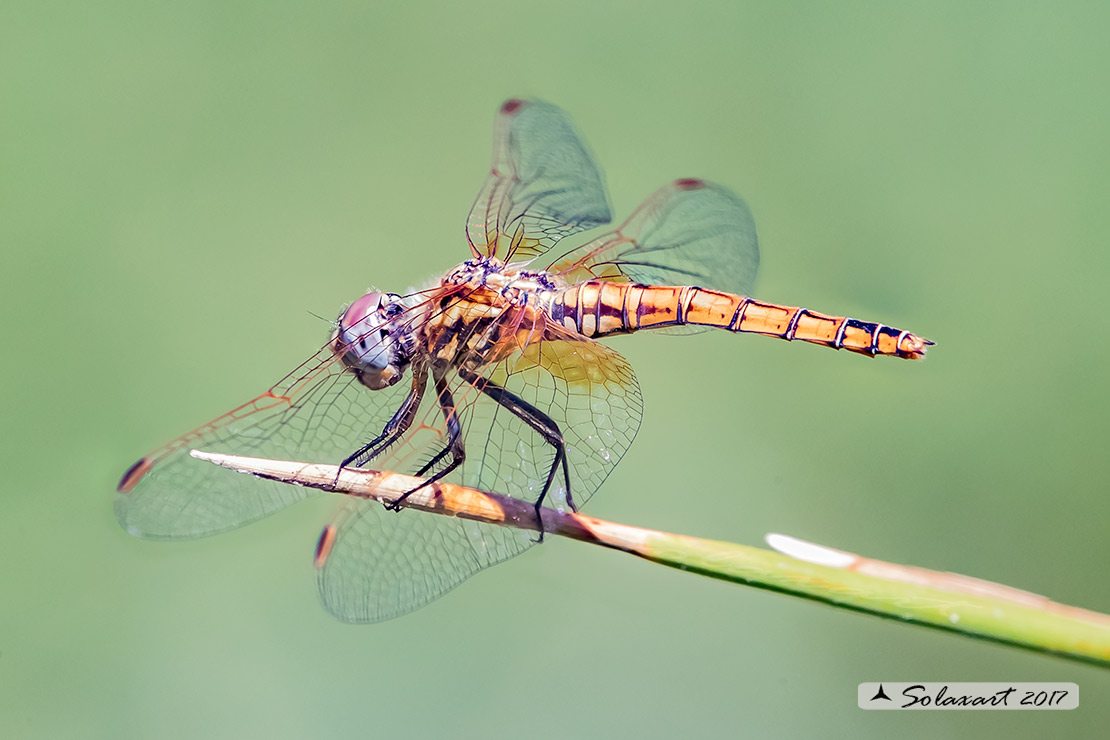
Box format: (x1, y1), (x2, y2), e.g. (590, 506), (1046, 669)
(116, 321), (422, 540)
(466, 99), (611, 261)
(314, 309), (643, 622)
(546, 178), (760, 296)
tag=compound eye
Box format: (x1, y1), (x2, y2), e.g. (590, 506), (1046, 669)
(339, 292), (385, 334)
(337, 292), (391, 370)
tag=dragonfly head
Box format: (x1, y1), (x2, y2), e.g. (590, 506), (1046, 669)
(332, 292), (409, 390)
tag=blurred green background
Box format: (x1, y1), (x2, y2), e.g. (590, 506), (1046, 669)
(3, 1), (1108, 737)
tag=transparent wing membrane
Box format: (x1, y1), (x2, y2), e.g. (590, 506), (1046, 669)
(547, 178), (760, 296)
(466, 99), (611, 261)
(316, 477), (536, 623)
(116, 338), (422, 540)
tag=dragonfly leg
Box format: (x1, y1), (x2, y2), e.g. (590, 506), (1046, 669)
(336, 362), (427, 484)
(457, 368), (573, 542)
(385, 365), (465, 512)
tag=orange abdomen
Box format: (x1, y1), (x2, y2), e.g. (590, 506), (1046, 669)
(550, 281), (931, 359)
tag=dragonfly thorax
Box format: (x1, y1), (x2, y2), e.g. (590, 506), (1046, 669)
(443, 257), (558, 306)
(331, 291), (414, 390)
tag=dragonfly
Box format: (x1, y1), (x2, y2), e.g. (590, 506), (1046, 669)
(117, 99), (931, 623)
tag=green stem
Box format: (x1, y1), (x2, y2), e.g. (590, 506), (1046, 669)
(193, 450), (1110, 667)
(621, 527), (1110, 668)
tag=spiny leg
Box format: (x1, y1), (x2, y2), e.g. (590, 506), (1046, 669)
(385, 364), (466, 512)
(335, 362), (427, 486)
(457, 367), (572, 541)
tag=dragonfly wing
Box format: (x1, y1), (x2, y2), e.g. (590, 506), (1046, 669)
(546, 178), (760, 296)
(115, 313), (426, 540)
(316, 497), (534, 623)
(466, 99), (611, 262)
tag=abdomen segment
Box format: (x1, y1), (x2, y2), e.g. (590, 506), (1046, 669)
(549, 281), (931, 359)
